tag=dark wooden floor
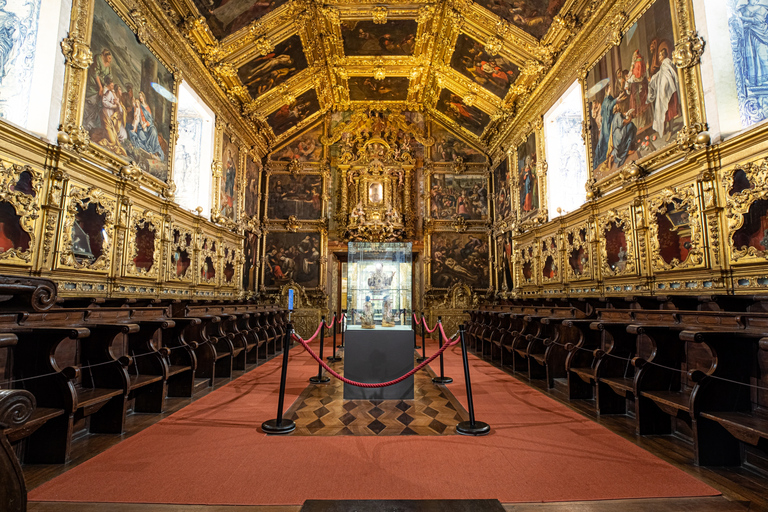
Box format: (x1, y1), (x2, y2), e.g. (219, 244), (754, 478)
(22, 348), (768, 512)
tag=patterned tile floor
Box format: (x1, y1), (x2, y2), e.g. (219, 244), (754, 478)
(285, 348), (468, 436)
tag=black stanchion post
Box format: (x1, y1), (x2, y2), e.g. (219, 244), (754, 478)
(456, 324), (490, 436)
(432, 316), (452, 384)
(327, 314), (341, 362)
(416, 312), (426, 363)
(338, 309), (346, 348)
(309, 316), (330, 383)
(414, 310), (421, 350)
(262, 324), (296, 434)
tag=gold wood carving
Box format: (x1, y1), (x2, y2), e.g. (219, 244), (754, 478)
(0, 161), (43, 264)
(563, 221), (592, 282)
(598, 208), (637, 278)
(125, 210), (162, 278)
(59, 186), (116, 271)
(723, 159), (768, 264)
(647, 185), (704, 272)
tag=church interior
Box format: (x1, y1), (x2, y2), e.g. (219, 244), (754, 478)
(1, 0), (768, 509)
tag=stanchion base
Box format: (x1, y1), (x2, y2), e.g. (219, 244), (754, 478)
(432, 376), (453, 384)
(309, 375), (331, 383)
(326, 356), (342, 362)
(456, 420), (490, 436)
(262, 418), (296, 435)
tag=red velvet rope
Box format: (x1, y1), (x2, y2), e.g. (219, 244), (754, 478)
(301, 322), (324, 344)
(293, 331), (460, 388)
(412, 313), (439, 333)
(322, 315), (336, 329)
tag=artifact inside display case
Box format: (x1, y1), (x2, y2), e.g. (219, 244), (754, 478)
(347, 242), (412, 329)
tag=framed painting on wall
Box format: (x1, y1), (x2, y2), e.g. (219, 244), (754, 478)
(243, 155), (260, 219)
(429, 232), (490, 289)
(86, 0), (176, 183)
(584, 0), (682, 184)
(262, 231), (322, 288)
(493, 157), (511, 221)
(266, 174), (324, 220)
(429, 173), (488, 221)
(516, 132), (539, 218)
(220, 133), (239, 221)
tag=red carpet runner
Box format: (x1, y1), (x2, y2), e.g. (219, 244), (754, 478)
(29, 336), (718, 506)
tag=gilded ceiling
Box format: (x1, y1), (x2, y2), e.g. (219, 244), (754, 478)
(171, 0), (585, 150)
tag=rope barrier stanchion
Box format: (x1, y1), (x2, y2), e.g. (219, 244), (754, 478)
(262, 324), (296, 435)
(414, 311), (422, 350)
(327, 313), (341, 363)
(456, 324), (490, 436)
(309, 316), (330, 384)
(416, 312), (427, 363)
(337, 309), (346, 348)
(432, 316), (453, 384)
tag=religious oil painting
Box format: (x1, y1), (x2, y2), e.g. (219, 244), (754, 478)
(517, 132), (539, 215)
(270, 124), (323, 161)
(0, 0), (41, 128)
(493, 159), (511, 220)
(341, 20), (418, 56)
(348, 77), (409, 101)
(267, 175), (323, 220)
(86, 0), (175, 182)
(429, 173), (488, 221)
(605, 221), (630, 273)
(436, 89), (491, 136)
(237, 35), (308, 98)
(500, 231), (514, 290)
(243, 156), (260, 218)
(450, 33), (519, 98)
(220, 133), (239, 220)
(585, 0), (681, 182)
(431, 124), (485, 163)
(732, 198), (768, 254)
(431, 232), (490, 289)
(190, 0), (288, 40)
(473, 0), (565, 39)
(726, 0), (768, 128)
(266, 89), (320, 137)
(264, 232), (321, 288)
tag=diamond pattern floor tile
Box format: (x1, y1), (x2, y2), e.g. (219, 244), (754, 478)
(285, 349), (466, 436)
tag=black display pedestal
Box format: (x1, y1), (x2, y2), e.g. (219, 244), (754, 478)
(343, 326), (414, 400)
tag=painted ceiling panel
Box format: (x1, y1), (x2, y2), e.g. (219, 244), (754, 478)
(341, 20), (419, 56)
(471, 0), (566, 40)
(450, 33), (519, 99)
(237, 35), (308, 98)
(190, 0), (289, 40)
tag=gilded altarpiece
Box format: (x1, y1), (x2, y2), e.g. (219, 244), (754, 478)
(515, 239), (538, 294)
(0, 160), (43, 268)
(539, 233), (562, 291)
(58, 184), (116, 274)
(198, 234), (218, 292)
(219, 240), (242, 297)
(167, 224), (194, 288)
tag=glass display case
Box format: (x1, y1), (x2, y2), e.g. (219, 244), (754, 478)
(347, 242), (412, 330)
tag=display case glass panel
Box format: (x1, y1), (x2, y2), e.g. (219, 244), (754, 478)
(347, 242), (412, 330)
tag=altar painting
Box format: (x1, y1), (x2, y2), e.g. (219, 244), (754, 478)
(517, 132), (538, 215)
(341, 20), (418, 56)
(473, 0), (565, 39)
(86, 0), (175, 182)
(190, 0), (288, 40)
(267, 175), (323, 220)
(493, 159), (511, 220)
(220, 133), (239, 220)
(237, 35), (308, 98)
(431, 125), (484, 162)
(430, 174), (488, 221)
(450, 33), (519, 98)
(266, 89), (320, 136)
(436, 89), (490, 136)
(585, 0), (681, 182)
(263, 232), (321, 288)
(0, 0), (40, 128)
(348, 77), (409, 101)
(726, 0), (768, 128)
(270, 124), (323, 161)
(430, 233), (490, 289)
(243, 231), (258, 290)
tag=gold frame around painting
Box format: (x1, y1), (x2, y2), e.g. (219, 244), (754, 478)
(59, 0), (180, 197)
(212, 124), (246, 228)
(578, 0), (707, 196)
(512, 121), (547, 225)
